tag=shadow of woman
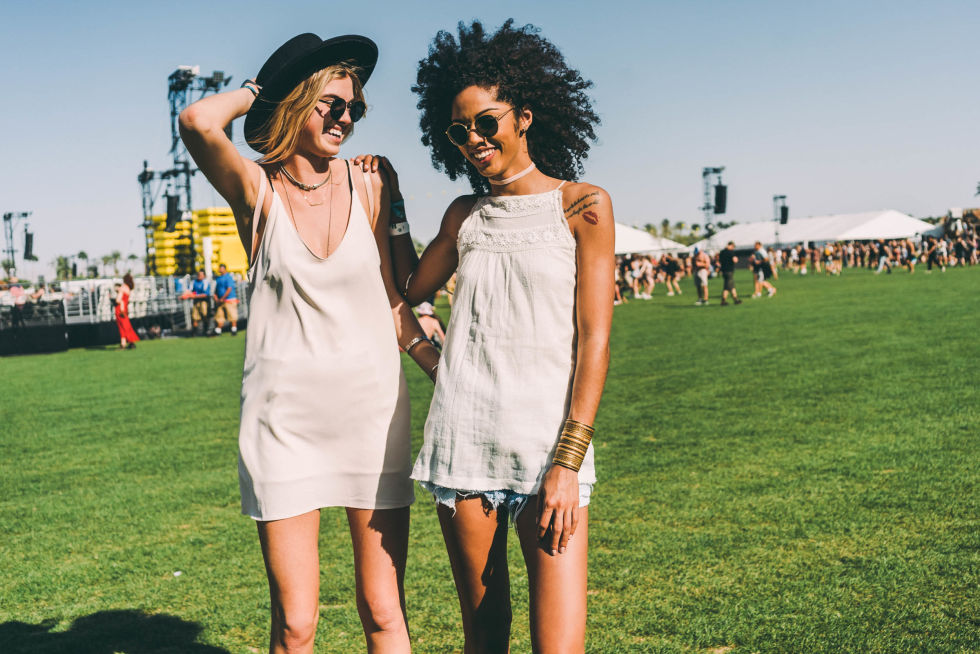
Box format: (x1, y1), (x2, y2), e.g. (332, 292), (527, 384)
(0, 609), (231, 654)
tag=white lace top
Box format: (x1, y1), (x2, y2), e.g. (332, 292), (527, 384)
(411, 188), (596, 495)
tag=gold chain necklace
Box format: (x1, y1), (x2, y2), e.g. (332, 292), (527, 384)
(280, 164), (332, 206)
(281, 173), (333, 257)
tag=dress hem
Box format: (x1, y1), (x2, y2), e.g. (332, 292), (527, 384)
(242, 495), (415, 522)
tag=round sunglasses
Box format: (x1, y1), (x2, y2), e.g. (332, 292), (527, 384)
(316, 97), (367, 123)
(445, 107), (516, 147)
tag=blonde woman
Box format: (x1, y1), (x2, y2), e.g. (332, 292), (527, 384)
(180, 34), (439, 654)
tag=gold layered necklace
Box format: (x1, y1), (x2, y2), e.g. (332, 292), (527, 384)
(280, 164), (332, 206)
(279, 165), (334, 258)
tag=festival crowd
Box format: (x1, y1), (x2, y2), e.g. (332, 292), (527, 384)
(615, 226), (978, 305)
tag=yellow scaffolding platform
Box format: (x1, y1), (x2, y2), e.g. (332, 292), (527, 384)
(148, 207), (247, 277)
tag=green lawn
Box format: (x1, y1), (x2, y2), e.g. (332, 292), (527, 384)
(1, 267), (977, 653)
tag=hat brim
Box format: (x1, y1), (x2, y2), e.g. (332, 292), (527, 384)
(244, 34), (378, 153)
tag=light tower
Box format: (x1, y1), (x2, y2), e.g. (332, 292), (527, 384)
(700, 167), (726, 247)
(138, 67), (231, 275)
(2, 211), (33, 277)
(773, 195), (788, 247)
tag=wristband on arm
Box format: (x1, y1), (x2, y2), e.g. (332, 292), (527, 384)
(390, 199), (406, 222)
(241, 79), (261, 97)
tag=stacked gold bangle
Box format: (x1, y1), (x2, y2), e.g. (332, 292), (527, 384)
(552, 419), (595, 472)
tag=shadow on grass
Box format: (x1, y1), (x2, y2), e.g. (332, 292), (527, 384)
(0, 609), (230, 653)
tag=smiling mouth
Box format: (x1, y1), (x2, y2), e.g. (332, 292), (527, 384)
(471, 148), (495, 163)
(325, 126), (344, 139)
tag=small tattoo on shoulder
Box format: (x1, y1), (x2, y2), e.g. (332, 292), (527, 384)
(564, 191), (600, 220)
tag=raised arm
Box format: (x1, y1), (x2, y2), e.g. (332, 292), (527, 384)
(374, 160), (421, 300)
(352, 165), (441, 381)
(178, 83), (264, 258)
(356, 157), (472, 306)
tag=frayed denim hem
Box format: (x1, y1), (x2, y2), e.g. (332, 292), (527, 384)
(417, 481), (593, 527)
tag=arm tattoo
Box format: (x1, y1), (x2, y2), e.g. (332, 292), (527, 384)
(564, 192), (601, 222)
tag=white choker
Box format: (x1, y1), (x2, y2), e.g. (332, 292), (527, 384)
(488, 162), (536, 186)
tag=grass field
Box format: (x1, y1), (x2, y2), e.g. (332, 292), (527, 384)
(1, 267), (978, 653)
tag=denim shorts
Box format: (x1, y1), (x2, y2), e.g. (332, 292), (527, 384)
(418, 481), (593, 526)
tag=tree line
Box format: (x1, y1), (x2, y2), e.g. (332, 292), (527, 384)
(48, 251), (143, 280)
(642, 219), (739, 246)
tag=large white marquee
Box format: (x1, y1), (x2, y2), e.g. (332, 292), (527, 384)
(688, 210), (943, 252)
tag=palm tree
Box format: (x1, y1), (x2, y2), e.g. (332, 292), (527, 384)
(1, 259), (14, 277)
(660, 219), (671, 239)
(55, 256), (71, 279)
(644, 223), (658, 237)
(77, 251), (90, 278)
(100, 255), (113, 277)
(110, 250), (122, 276)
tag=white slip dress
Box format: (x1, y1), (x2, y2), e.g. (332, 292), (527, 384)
(411, 187), (596, 496)
(238, 162), (413, 521)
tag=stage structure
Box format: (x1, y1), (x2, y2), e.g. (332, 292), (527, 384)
(2, 211), (34, 277)
(773, 195), (788, 247)
(138, 66), (231, 275)
(700, 167), (726, 248)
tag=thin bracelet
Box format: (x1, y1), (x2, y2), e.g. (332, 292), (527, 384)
(404, 336), (428, 353)
(429, 362), (440, 376)
(241, 79), (260, 97)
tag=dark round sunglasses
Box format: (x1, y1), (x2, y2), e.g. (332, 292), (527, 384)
(445, 107), (516, 147)
(317, 97), (367, 123)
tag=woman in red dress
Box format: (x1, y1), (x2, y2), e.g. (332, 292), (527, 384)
(115, 272), (139, 349)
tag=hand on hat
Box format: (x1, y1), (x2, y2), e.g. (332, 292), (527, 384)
(240, 78), (262, 98)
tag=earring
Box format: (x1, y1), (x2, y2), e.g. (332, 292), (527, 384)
(519, 127), (526, 137)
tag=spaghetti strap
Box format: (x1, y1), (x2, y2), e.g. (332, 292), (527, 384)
(253, 171), (268, 225)
(250, 170), (268, 262)
(346, 160), (376, 227)
(556, 180), (567, 190)
(364, 170), (375, 225)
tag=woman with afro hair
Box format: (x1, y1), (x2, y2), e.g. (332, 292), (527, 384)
(381, 20), (614, 652)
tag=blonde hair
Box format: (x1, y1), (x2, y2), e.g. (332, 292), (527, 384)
(253, 63), (365, 163)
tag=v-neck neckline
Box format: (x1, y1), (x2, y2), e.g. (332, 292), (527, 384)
(275, 162), (355, 261)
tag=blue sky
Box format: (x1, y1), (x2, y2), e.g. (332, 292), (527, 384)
(1, 0), (977, 278)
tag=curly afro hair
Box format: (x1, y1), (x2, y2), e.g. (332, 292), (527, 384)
(413, 19), (599, 194)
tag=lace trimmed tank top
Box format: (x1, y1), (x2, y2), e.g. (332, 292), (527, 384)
(411, 186), (596, 494)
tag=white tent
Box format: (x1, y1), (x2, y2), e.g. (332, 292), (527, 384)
(615, 223), (687, 255)
(687, 210), (943, 252)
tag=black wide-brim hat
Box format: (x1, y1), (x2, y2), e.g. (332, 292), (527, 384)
(244, 33), (378, 153)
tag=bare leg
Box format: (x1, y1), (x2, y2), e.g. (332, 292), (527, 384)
(516, 503), (588, 654)
(346, 507), (412, 653)
(257, 511), (321, 654)
(437, 498), (512, 654)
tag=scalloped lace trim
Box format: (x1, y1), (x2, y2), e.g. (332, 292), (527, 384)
(458, 221), (574, 253)
(476, 192), (558, 217)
